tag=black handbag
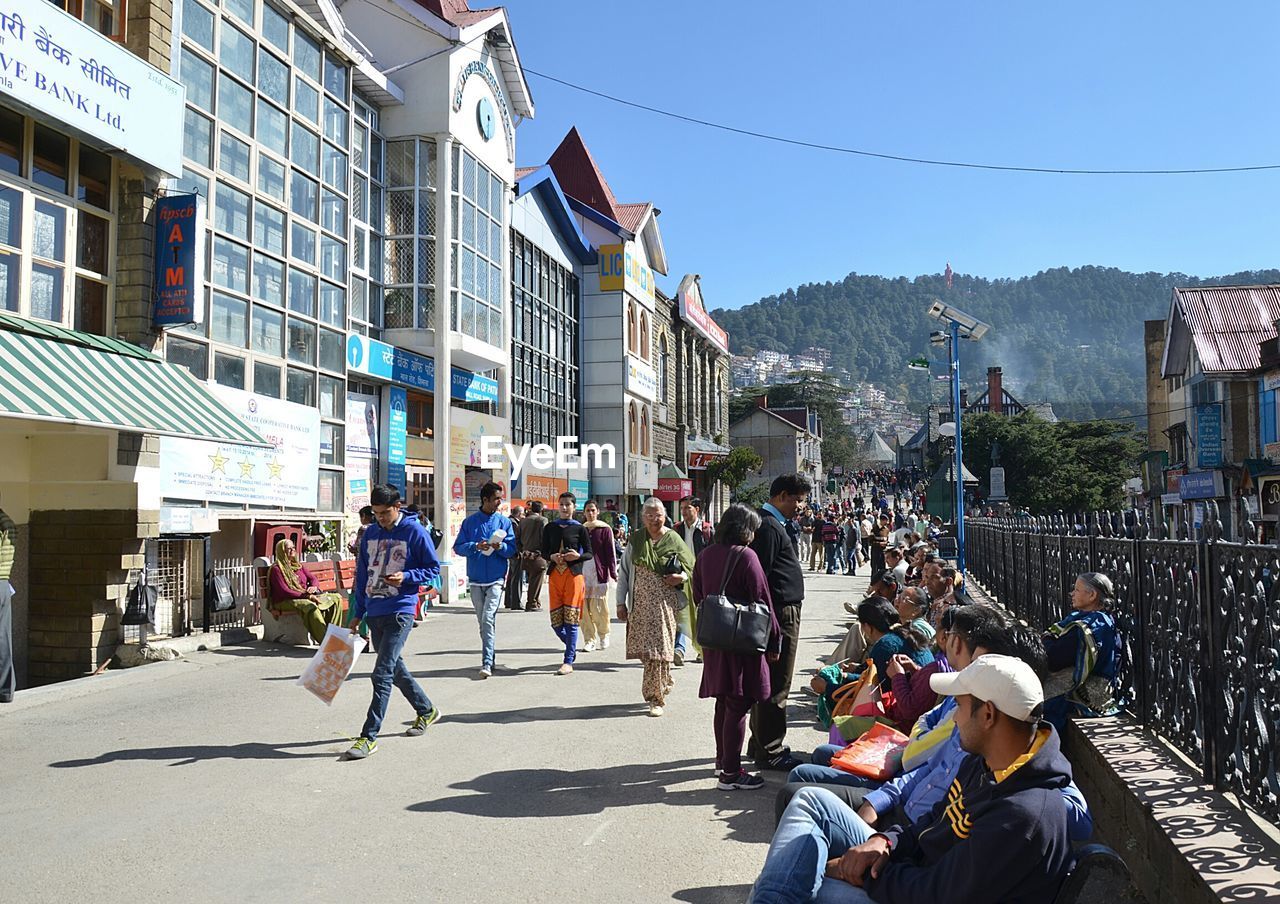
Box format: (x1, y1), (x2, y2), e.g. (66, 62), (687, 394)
(659, 553), (684, 575)
(121, 569), (158, 626)
(206, 573), (236, 613)
(696, 547), (772, 655)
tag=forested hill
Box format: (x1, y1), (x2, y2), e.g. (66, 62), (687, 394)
(711, 266), (1280, 421)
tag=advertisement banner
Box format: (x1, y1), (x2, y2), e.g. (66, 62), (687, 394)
(446, 407), (511, 597)
(675, 274), (729, 354)
(516, 472), (568, 509)
(625, 356), (657, 402)
(386, 387), (407, 495)
(345, 393), (378, 513)
(152, 194), (204, 326)
(346, 333), (497, 402)
(159, 386), (319, 508)
(598, 243), (655, 304)
(655, 477), (693, 501)
(1178, 470), (1223, 501)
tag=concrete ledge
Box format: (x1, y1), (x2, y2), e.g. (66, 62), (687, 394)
(1068, 717), (1280, 903)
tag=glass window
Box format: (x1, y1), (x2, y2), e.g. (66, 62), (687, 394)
(166, 335), (208, 379)
(74, 278), (107, 335)
(290, 171), (318, 221)
(255, 99), (287, 155)
(322, 145), (347, 191)
(323, 99), (348, 146)
(295, 30), (321, 82)
(0, 253), (17, 312)
(224, 0), (254, 26)
(317, 469), (341, 509)
(320, 281), (344, 326)
(318, 328), (343, 372)
(0, 107), (21, 176)
(253, 202), (285, 255)
(183, 0), (216, 50)
(214, 184), (251, 237)
(183, 108), (214, 167)
(218, 132), (250, 183)
(175, 167), (209, 199)
(29, 263), (64, 322)
(320, 422), (343, 465)
(181, 48), (215, 112)
(320, 190), (345, 235)
(294, 77), (319, 124)
(0, 186), (20, 247)
(211, 236), (249, 293)
(324, 55), (348, 100)
(213, 353), (246, 389)
(288, 269), (315, 316)
(32, 201), (66, 261)
(251, 304), (283, 355)
(219, 78), (254, 136)
(257, 154), (285, 200)
(253, 360), (281, 396)
(257, 49), (289, 106)
(286, 367), (315, 406)
(319, 375), (343, 418)
(32, 126), (69, 194)
(262, 3), (289, 51)
(349, 275), (367, 322)
(290, 222), (315, 264)
(320, 236), (344, 282)
(211, 291), (248, 346)
(252, 252), (284, 304)
(77, 212), (109, 274)
(291, 122), (319, 175)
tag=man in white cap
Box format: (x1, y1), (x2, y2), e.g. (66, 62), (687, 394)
(749, 655), (1077, 903)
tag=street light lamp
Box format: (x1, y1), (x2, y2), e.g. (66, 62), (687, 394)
(926, 301), (991, 577)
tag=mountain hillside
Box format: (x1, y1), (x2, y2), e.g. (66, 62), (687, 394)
(711, 266), (1280, 421)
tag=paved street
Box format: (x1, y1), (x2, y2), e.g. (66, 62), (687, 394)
(1, 569), (867, 904)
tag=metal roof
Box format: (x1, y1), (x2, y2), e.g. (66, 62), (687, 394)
(1170, 285), (1280, 375)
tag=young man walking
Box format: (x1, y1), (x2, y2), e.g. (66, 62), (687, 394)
(673, 496), (711, 666)
(454, 482), (517, 678)
(514, 500), (548, 611)
(346, 483), (440, 759)
(542, 492), (592, 675)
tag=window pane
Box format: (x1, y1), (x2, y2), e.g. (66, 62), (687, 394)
(320, 423), (343, 465)
(224, 0), (254, 26)
(176, 167), (208, 199)
(0, 186), (20, 246)
(219, 78), (254, 135)
(295, 30), (321, 82)
(74, 278), (107, 335)
(221, 24), (255, 78)
(323, 54), (347, 101)
(252, 252), (284, 303)
(253, 361), (281, 396)
(184, 108), (213, 167)
(317, 470), (341, 509)
(218, 132), (251, 182)
(290, 222), (315, 264)
(77, 212), (109, 273)
(0, 107), (21, 176)
(350, 275), (367, 321)
(286, 367), (315, 406)
(322, 145), (347, 191)
(290, 171), (318, 221)
(320, 236), (345, 282)
(213, 353), (246, 389)
(323, 98), (348, 146)
(320, 281), (344, 326)
(215, 184), (251, 236)
(262, 2), (289, 49)
(212, 237), (249, 292)
(251, 304), (283, 355)
(166, 335), (207, 379)
(257, 154), (285, 200)
(318, 328), (343, 372)
(255, 99), (287, 155)
(183, 0), (215, 50)
(321, 190), (345, 235)
(211, 291), (248, 345)
(30, 264), (65, 322)
(288, 269), (315, 316)
(291, 121), (319, 174)
(253, 202), (285, 255)
(387, 141), (414, 187)
(257, 48), (289, 106)
(0, 253), (16, 311)
(32, 201), (66, 261)
(181, 49), (215, 112)
(294, 77), (319, 124)
(319, 375), (343, 418)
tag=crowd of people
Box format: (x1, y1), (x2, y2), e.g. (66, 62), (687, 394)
(325, 470), (1122, 899)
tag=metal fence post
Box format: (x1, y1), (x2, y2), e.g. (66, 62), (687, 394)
(1199, 502), (1221, 790)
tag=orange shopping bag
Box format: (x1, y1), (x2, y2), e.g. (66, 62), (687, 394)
(297, 625), (365, 706)
(829, 722), (911, 781)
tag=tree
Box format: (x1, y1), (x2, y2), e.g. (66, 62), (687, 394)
(706, 446), (765, 507)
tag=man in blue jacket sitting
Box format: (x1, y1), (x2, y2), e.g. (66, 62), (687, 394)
(345, 483), (441, 760)
(453, 481), (517, 679)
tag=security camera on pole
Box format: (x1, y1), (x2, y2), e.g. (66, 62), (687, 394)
(925, 300), (991, 576)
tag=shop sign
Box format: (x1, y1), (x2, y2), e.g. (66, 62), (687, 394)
(1178, 470), (1223, 501)
(1260, 478), (1280, 521)
(386, 387), (407, 495)
(1265, 442), (1280, 463)
(1196, 404), (1222, 468)
(627, 458), (656, 491)
(346, 333), (497, 402)
(0, 1), (183, 174)
(675, 274), (729, 354)
(599, 243), (655, 303)
(1165, 467), (1186, 495)
(159, 506), (218, 534)
(688, 450), (726, 470)
(625, 355), (657, 401)
(655, 476), (693, 501)
(1160, 493), (1181, 506)
(152, 194), (204, 326)
(159, 386), (319, 509)
(345, 393), (378, 513)
(568, 477), (590, 501)
(515, 473), (568, 509)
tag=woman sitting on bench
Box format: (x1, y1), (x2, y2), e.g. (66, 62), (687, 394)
(268, 538), (342, 644)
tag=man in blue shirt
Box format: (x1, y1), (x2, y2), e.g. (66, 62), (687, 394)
(453, 481), (517, 679)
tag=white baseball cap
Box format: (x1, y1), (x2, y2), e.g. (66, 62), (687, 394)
(929, 654), (1044, 721)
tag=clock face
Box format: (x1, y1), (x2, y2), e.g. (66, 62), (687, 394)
(477, 97), (495, 141)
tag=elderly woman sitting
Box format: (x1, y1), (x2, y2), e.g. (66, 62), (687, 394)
(267, 538), (343, 644)
(1043, 571), (1122, 730)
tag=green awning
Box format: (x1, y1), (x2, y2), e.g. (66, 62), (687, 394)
(0, 313), (269, 447)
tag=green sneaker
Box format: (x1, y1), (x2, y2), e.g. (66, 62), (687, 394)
(344, 737), (377, 759)
(406, 707), (441, 736)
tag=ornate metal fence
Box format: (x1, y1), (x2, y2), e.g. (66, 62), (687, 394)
(967, 506), (1280, 824)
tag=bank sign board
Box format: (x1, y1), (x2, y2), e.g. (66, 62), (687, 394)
(1196, 404), (1222, 468)
(346, 333), (498, 404)
(599, 243), (655, 304)
(0, 1), (184, 174)
(676, 274), (729, 354)
(152, 194), (204, 326)
(1178, 470), (1223, 501)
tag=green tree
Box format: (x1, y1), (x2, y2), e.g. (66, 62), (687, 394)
(706, 446), (765, 506)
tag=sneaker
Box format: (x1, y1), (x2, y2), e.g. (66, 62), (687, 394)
(557, 664), (574, 676)
(718, 770), (765, 791)
(648, 704), (664, 717)
(583, 640), (597, 653)
(759, 749), (806, 771)
(478, 667), (491, 679)
(601, 635), (611, 649)
(673, 649), (685, 667)
(344, 737), (377, 759)
(406, 707), (442, 736)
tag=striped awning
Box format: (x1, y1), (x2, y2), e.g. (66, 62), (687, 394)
(0, 313), (269, 447)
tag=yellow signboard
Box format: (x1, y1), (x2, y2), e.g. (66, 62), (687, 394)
(599, 243), (655, 302)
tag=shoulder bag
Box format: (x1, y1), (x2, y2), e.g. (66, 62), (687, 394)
(206, 572), (236, 613)
(121, 568), (158, 626)
(695, 546), (771, 655)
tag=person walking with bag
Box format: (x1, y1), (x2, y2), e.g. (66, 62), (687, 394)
(453, 481), (517, 678)
(541, 492), (593, 675)
(616, 496), (696, 716)
(693, 504), (781, 790)
(579, 501), (617, 652)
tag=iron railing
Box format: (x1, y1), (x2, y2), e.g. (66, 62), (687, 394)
(967, 506), (1280, 824)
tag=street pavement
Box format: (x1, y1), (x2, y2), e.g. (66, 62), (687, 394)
(1, 564), (869, 904)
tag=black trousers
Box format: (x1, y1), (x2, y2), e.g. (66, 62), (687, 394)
(748, 602), (802, 760)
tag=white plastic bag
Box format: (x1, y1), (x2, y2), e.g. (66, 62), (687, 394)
(297, 625), (366, 706)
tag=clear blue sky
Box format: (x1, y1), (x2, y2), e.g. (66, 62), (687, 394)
(504, 0), (1280, 311)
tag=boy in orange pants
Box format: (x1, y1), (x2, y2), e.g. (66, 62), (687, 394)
(541, 492), (593, 675)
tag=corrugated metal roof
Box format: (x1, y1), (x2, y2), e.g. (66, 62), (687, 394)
(1173, 285), (1280, 374)
(546, 127), (621, 223)
(616, 203), (651, 234)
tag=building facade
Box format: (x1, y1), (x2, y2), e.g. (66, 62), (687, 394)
(729, 397), (824, 504)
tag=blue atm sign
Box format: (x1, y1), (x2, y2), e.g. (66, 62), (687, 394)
(153, 194), (204, 326)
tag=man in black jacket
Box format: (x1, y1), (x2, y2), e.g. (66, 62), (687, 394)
(748, 473), (812, 771)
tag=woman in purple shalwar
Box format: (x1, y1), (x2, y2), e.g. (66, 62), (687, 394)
(692, 503), (782, 791)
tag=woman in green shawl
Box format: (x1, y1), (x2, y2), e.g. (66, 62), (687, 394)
(267, 538), (343, 644)
(615, 497), (697, 716)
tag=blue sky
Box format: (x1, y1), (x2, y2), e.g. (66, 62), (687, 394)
(504, 0), (1280, 311)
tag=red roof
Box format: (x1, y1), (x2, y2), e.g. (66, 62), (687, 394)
(514, 166), (538, 179)
(616, 202), (650, 234)
(409, 0), (499, 26)
(1173, 285), (1280, 374)
(546, 127), (621, 223)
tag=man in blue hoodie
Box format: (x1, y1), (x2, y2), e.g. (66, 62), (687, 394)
(453, 481), (516, 679)
(750, 655), (1077, 903)
(345, 483), (441, 760)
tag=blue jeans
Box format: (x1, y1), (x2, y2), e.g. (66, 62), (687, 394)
(844, 548), (858, 574)
(749, 787), (877, 903)
(825, 542), (841, 573)
(674, 605), (692, 657)
(470, 581), (503, 670)
(788, 744), (884, 790)
(360, 612), (433, 741)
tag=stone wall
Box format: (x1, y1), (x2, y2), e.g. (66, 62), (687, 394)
(25, 509), (157, 684)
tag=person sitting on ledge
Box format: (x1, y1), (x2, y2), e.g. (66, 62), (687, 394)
(268, 538), (343, 644)
(1042, 571), (1122, 730)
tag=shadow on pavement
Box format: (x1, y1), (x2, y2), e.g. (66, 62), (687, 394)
(406, 759), (776, 843)
(210, 645), (317, 658)
(441, 702), (646, 725)
(673, 885), (755, 903)
(48, 738), (348, 768)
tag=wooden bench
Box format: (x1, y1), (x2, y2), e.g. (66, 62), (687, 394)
(258, 556), (342, 647)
